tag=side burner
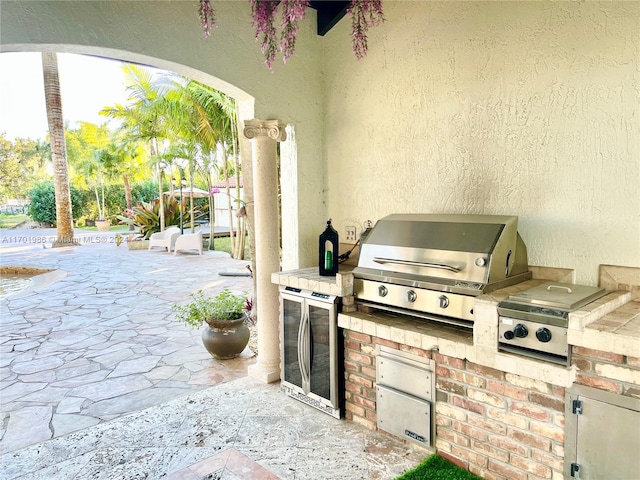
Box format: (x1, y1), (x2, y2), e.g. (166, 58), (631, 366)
(498, 282), (607, 364)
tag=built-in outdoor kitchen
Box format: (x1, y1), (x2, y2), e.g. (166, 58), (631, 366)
(272, 214), (640, 480)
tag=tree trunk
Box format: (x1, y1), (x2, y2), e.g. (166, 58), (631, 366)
(222, 156), (236, 256)
(204, 171), (215, 250)
(239, 121), (256, 313)
(101, 181), (106, 219)
(93, 185), (102, 219)
(189, 168), (195, 233)
(153, 141), (165, 232)
(42, 52), (75, 247)
(123, 174), (134, 231)
(229, 106), (242, 260)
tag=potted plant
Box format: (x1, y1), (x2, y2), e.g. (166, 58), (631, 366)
(173, 288), (251, 359)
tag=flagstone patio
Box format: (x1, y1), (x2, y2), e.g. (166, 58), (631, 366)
(0, 229), (425, 479)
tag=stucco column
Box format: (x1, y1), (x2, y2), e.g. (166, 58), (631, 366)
(243, 119), (286, 383)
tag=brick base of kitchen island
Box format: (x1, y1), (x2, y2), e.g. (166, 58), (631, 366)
(343, 328), (566, 480)
(271, 266), (639, 479)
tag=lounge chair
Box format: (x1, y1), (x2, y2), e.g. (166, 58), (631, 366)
(174, 231), (203, 255)
(148, 226), (181, 252)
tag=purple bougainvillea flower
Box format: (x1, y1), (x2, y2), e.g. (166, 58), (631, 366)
(250, 0), (279, 70)
(198, 0), (216, 38)
(199, 0), (384, 68)
(348, 0), (385, 60)
(280, 0), (310, 63)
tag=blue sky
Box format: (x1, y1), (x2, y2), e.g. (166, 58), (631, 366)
(0, 52), (133, 141)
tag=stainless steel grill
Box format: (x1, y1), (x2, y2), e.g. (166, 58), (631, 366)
(353, 214), (531, 327)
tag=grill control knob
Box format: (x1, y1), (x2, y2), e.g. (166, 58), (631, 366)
(536, 327), (552, 343)
(407, 290), (417, 303)
(439, 295), (449, 309)
(503, 330), (515, 340)
(378, 285), (388, 297)
(514, 324), (529, 338)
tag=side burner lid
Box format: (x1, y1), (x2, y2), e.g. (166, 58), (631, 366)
(506, 282), (606, 311)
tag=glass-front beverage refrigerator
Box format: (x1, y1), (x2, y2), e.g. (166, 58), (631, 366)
(279, 286), (342, 418)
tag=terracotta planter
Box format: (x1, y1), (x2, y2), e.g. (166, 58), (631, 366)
(95, 220), (111, 232)
(201, 317), (250, 360)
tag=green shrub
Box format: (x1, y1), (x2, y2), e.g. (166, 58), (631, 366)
(131, 180), (163, 204)
(28, 181), (86, 225)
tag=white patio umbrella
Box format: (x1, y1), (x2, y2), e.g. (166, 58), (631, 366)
(163, 187), (210, 198)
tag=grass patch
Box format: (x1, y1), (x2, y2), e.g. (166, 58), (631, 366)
(396, 455), (482, 480)
(208, 235), (251, 259)
(0, 213), (30, 229)
(210, 236), (232, 255)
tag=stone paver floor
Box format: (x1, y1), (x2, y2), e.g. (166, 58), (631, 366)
(0, 228), (426, 479)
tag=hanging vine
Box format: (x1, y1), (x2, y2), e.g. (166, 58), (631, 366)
(197, 0), (385, 69)
(348, 0), (384, 60)
(250, 0), (279, 69)
(280, 0), (310, 64)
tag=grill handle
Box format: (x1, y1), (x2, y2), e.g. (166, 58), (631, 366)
(373, 257), (462, 273)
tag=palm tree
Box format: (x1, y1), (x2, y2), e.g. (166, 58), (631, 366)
(41, 52), (75, 246)
(164, 79), (245, 257)
(100, 65), (246, 258)
(101, 64), (173, 230)
(65, 122), (110, 221)
(160, 79), (221, 237)
(96, 132), (147, 229)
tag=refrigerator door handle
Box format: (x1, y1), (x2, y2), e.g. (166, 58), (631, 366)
(297, 309), (306, 385)
(300, 312), (311, 394)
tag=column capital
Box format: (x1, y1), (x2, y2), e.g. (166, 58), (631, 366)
(243, 119), (287, 142)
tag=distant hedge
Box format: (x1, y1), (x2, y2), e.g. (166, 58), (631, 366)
(28, 181), (86, 226)
(27, 180), (164, 226)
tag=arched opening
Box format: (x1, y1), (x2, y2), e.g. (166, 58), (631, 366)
(3, 43), (265, 257)
(3, 43), (290, 384)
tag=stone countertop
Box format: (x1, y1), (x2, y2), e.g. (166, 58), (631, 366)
(271, 266), (354, 297)
(569, 299), (640, 357)
(274, 267), (640, 379)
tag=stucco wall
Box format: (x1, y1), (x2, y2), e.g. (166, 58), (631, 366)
(0, 0), (326, 269)
(322, 1), (640, 285)
(3, 1), (639, 282)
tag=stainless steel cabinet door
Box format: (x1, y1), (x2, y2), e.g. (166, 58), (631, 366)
(574, 397), (640, 479)
(566, 385), (640, 480)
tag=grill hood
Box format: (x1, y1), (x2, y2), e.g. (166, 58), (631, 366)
(353, 214), (530, 296)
